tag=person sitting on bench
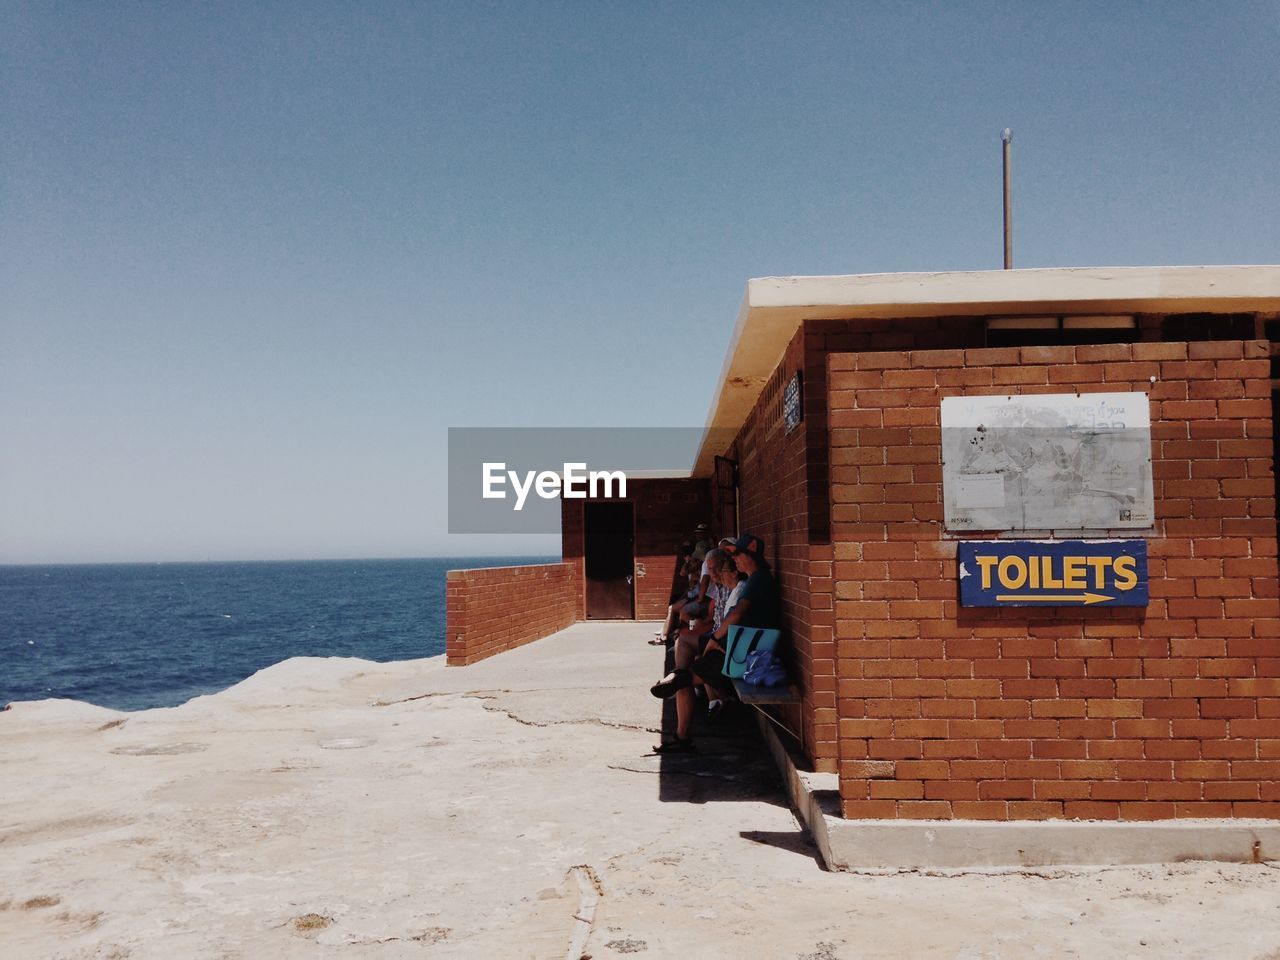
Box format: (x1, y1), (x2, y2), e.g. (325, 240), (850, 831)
(650, 534), (779, 753)
(676, 547), (734, 671)
(649, 548), (734, 753)
(651, 525), (716, 645)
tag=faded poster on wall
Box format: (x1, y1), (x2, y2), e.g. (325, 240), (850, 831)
(941, 392), (1154, 532)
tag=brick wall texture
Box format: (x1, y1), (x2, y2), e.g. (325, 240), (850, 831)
(728, 316), (992, 773)
(730, 330), (831, 770)
(828, 340), (1279, 820)
(445, 563), (578, 665)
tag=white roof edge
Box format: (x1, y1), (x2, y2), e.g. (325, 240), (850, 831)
(698, 288), (754, 430)
(691, 265), (1280, 477)
(746, 265), (1280, 309)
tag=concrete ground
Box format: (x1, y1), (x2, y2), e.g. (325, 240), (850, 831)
(2, 620), (1279, 959)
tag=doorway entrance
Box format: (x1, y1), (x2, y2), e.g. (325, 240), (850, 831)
(584, 501), (635, 619)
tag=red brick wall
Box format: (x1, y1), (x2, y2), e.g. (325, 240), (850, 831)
(561, 504), (588, 622)
(806, 316), (988, 546)
(445, 563), (578, 665)
(561, 478), (712, 620)
(726, 318), (988, 773)
(829, 340), (1279, 820)
(731, 329), (826, 768)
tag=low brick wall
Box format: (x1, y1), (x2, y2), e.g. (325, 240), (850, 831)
(445, 563), (578, 665)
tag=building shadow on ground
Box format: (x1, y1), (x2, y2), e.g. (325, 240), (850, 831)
(738, 829), (826, 869)
(649, 641), (789, 810)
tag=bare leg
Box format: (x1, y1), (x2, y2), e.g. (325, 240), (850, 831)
(676, 632), (696, 660)
(673, 633), (701, 739)
(653, 632), (698, 724)
(657, 604), (674, 637)
(659, 599), (689, 637)
(674, 685), (694, 740)
(655, 632), (695, 684)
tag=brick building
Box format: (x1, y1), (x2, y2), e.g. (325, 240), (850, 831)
(451, 265), (1280, 823)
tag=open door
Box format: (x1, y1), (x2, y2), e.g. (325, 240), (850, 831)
(584, 501), (635, 619)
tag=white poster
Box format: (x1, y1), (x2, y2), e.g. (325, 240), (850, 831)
(941, 392), (1154, 531)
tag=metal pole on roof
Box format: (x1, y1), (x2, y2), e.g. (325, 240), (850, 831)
(1002, 128), (1013, 269)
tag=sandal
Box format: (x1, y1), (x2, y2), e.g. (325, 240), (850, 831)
(652, 737), (694, 754)
(650, 668), (693, 699)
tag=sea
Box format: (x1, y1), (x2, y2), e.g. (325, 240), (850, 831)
(0, 557), (553, 712)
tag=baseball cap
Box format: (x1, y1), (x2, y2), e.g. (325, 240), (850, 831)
(724, 533), (765, 561)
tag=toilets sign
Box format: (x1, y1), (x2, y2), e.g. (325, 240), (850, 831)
(958, 540), (1148, 607)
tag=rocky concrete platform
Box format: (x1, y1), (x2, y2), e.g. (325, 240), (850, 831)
(3, 621), (1280, 959)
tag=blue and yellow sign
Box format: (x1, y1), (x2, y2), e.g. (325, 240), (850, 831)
(958, 540), (1148, 607)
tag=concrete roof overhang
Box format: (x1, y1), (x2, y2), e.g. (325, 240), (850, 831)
(691, 265), (1280, 477)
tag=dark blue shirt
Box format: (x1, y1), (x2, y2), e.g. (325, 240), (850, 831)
(735, 569), (779, 630)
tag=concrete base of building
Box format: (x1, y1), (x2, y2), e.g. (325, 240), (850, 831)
(754, 711), (1280, 872)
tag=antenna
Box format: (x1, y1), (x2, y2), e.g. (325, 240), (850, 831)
(1002, 128), (1013, 269)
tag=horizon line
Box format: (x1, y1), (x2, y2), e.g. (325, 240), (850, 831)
(0, 553), (561, 569)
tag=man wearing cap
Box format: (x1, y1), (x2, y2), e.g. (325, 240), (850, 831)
(650, 533), (779, 752)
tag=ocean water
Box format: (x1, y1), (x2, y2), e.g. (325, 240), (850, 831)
(0, 557), (553, 712)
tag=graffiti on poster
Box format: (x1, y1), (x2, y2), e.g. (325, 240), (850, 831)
(941, 392), (1154, 531)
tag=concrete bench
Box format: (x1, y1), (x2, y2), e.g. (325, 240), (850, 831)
(731, 677), (801, 706)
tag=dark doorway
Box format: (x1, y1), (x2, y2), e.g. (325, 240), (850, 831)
(585, 501), (635, 619)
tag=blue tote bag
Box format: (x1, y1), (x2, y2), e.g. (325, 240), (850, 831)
(722, 625), (781, 680)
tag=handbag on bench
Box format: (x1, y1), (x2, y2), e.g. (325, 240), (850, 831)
(742, 649), (789, 687)
(721, 625), (781, 679)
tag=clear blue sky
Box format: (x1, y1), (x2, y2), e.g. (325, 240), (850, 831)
(2, 1), (1277, 563)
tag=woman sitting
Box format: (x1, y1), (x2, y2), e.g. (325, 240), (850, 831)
(650, 535), (778, 753)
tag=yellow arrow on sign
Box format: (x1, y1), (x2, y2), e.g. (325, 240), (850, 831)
(996, 593), (1113, 605)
